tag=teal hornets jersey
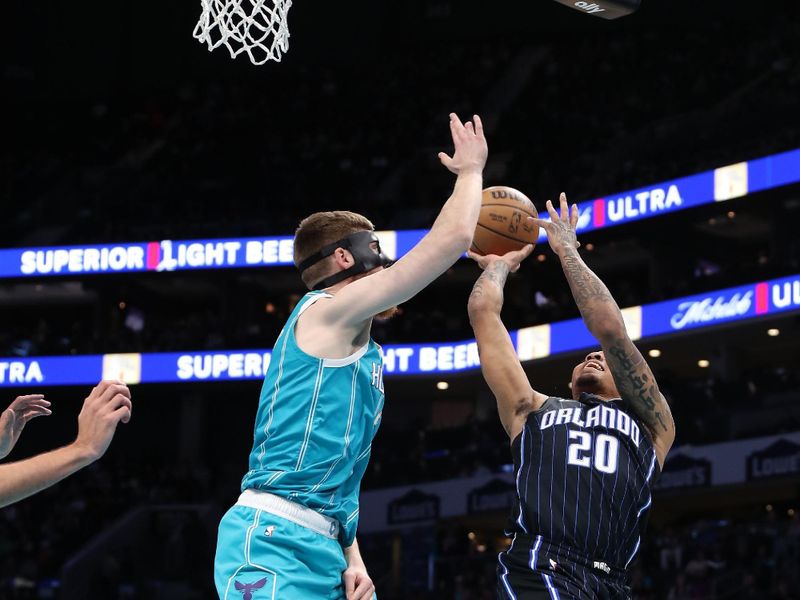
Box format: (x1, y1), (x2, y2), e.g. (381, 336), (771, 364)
(241, 291), (385, 547)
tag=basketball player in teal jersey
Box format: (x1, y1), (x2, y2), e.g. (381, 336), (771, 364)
(214, 113), (488, 600)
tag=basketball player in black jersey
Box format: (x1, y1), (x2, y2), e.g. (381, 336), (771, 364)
(467, 193), (676, 600)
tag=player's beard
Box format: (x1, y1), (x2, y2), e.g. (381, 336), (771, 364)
(575, 371), (603, 394)
(375, 306), (399, 321)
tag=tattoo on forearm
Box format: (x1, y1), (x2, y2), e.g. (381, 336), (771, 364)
(559, 248), (674, 437)
(469, 261), (510, 307)
(559, 247), (619, 330)
(606, 341), (673, 435)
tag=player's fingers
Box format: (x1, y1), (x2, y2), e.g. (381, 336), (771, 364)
(344, 574), (357, 598)
(449, 112), (465, 136)
(531, 217), (551, 231)
(352, 580), (375, 600)
(570, 203), (580, 229)
(111, 405), (132, 425)
(520, 243), (534, 259)
(94, 380), (118, 395)
(473, 114), (484, 137)
(466, 250), (481, 262)
(559, 192), (569, 220)
(99, 395), (131, 424)
(351, 575), (373, 599)
(508, 244), (533, 265)
(22, 407), (52, 420)
(544, 200), (559, 221)
(105, 394), (132, 414)
(99, 383), (131, 405)
(449, 113), (459, 139)
(14, 399), (50, 414)
(24, 408), (52, 418)
(464, 121), (474, 136)
(25, 398), (50, 408)
(89, 380), (120, 405)
(13, 394), (45, 405)
(438, 152), (452, 166)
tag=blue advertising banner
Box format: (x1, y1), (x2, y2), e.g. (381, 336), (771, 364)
(2, 274), (798, 388)
(0, 355), (103, 387)
(0, 237), (296, 278)
(748, 148), (800, 194)
(2, 149), (798, 279)
(574, 171), (711, 235)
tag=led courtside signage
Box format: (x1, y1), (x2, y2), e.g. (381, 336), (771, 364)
(2, 149), (798, 279)
(2, 274), (798, 388)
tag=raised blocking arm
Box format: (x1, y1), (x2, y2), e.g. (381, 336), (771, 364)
(321, 114), (487, 327)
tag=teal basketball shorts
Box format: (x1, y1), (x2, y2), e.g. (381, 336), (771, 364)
(214, 490), (372, 600)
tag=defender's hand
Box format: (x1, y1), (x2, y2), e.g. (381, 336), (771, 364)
(438, 113), (487, 176)
(74, 380), (132, 462)
(467, 244), (534, 274)
(343, 564), (375, 600)
(532, 192), (581, 256)
(0, 394), (52, 459)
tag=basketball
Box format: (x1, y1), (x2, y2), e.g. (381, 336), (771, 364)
(471, 186), (539, 256)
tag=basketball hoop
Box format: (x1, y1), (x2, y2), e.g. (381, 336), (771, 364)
(193, 0), (293, 65)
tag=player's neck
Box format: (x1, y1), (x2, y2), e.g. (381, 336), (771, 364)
(319, 276), (358, 295)
(593, 393), (617, 402)
(575, 389), (617, 402)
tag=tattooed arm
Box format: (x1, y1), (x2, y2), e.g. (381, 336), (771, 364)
(467, 245), (547, 441)
(534, 194), (675, 466)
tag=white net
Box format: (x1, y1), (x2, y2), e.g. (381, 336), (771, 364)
(193, 0), (292, 65)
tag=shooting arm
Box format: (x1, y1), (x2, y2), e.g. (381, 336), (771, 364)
(321, 113), (487, 327)
(557, 245), (675, 464)
(468, 261), (546, 440)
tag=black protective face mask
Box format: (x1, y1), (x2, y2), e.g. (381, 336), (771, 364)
(297, 231), (393, 290)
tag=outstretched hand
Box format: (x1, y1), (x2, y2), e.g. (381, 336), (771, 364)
(438, 113), (488, 176)
(0, 394), (52, 459)
(74, 380), (132, 462)
(532, 192), (581, 256)
(467, 244), (534, 273)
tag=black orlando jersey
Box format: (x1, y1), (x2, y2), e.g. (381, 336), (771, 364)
(505, 394), (660, 573)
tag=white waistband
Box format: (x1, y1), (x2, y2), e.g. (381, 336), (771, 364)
(237, 489), (340, 540)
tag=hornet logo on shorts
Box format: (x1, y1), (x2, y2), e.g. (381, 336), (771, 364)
(234, 577), (267, 599)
